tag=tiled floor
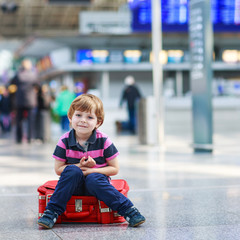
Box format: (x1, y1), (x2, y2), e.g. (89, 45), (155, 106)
(1, 101), (240, 240)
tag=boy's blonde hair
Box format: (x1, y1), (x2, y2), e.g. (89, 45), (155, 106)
(68, 94), (104, 127)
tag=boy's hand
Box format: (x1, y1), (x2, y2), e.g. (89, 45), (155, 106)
(80, 156), (96, 168)
(81, 167), (95, 176)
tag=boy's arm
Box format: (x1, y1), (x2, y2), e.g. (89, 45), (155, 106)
(54, 160), (67, 176)
(81, 157), (119, 177)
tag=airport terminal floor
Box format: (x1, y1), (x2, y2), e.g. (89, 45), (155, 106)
(1, 99), (240, 240)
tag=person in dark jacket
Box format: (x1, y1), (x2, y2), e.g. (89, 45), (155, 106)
(0, 86), (12, 134)
(118, 75), (142, 134)
(11, 59), (39, 143)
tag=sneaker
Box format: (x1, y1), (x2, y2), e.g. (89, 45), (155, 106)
(124, 206), (145, 227)
(38, 209), (58, 229)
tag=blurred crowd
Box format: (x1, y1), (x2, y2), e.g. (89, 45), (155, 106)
(0, 58), (143, 143)
(0, 58), (81, 144)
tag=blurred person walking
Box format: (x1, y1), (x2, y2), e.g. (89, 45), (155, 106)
(11, 59), (39, 143)
(0, 86), (12, 135)
(54, 85), (75, 132)
(35, 84), (52, 143)
(118, 75), (142, 134)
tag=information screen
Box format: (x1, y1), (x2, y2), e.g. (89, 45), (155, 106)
(76, 50), (93, 64)
(49, 0), (90, 3)
(212, 0), (240, 31)
(129, 0), (240, 32)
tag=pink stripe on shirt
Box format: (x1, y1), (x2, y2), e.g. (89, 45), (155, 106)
(87, 149), (104, 159)
(66, 149), (85, 159)
(57, 132), (70, 149)
(104, 137), (112, 149)
(96, 130), (108, 139)
(57, 139), (66, 149)
(93, 163), (107, 168)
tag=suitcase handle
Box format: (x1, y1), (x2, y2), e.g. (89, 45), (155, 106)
(63, 205), (94, 219)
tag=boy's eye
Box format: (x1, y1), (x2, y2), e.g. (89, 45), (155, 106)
(88, 116), (94, 119)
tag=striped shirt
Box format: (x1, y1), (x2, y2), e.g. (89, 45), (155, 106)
(52, 129), (119, 168)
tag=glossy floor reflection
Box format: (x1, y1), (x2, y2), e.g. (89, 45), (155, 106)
(1, 105), (240, 240)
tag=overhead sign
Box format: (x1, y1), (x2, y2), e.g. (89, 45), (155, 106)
(79, 11), (131, 34)
(49, 0), (90, 4)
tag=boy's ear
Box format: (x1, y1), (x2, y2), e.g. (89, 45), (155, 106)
(95, 121), (102, 129)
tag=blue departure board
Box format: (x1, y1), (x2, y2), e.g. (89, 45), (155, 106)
(129, 0), (240, 32)
(212, 0), (240, 31)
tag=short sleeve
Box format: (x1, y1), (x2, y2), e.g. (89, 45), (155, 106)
(104, 137), (119, 161)
(52, 137), (67, 162)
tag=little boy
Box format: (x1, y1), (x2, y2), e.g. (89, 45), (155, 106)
(38, 94), (145, 229)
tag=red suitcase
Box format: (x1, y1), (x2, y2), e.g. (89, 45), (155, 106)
(38, 179), (129, 224)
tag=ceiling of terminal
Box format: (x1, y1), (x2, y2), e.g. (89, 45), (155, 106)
(0, 0), (132, 56)
(0, 0), (240, 58)
(0, 0), (127, 38)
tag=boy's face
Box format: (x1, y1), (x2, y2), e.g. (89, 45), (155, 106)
(69, 109), (101, 136)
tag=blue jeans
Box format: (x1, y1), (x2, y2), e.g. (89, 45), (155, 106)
(60, 115), (70, 131)
(46, 165), (133, 216)
(121, 107), (136, 133)
(128, 107), (136, 132)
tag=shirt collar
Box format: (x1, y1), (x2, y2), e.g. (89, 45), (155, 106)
(87, 129), (97, 144)
(69, 129), (97, 147)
